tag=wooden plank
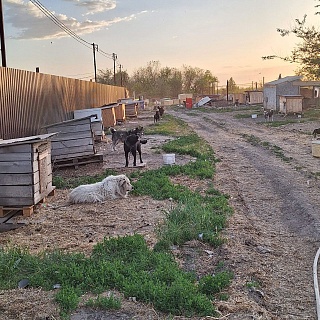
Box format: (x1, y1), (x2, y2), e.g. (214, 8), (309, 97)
(0, 197), (34, 207)
(52, 150), (96, 161)
(0, 161), (32, 174)
(0, 186), (34, 198)
(51, 131), (93, 141)
(0, 173), (33, 186)
(51, 137), (94, 149)
(0, 153), (32, 161)
(46, 123), (92, 135)
(0, 144), (32, 154)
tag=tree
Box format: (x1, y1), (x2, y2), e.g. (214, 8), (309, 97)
(262, 2), (320, 80)
(97, 68), (129, 87)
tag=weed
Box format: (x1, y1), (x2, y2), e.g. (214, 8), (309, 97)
(198, 271), (233, 297)
(85, 294), (121, 310)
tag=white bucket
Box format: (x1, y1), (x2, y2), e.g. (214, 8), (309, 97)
(251, 114), (257, 119)
(163, 154), (175, 165)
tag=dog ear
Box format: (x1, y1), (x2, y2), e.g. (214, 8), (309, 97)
(119, 178), (129, 195)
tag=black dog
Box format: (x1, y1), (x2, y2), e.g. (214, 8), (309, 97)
(124, 134), (147, 167)
(313, 128), (320, 139)
(110, 126), (144, 151)
(154, 110), (160, 123)
(158, 106), (165, 117)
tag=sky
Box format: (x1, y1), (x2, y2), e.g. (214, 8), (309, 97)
(1, 0), (319, 87)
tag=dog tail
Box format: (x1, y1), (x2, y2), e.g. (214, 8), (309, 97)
(110, 127), (116, 134)
(140, 139), (148, 144)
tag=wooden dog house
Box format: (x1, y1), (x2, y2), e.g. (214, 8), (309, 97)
(125, 102), (138, 117)
(0, 133), (56, 215)
(73, 108), (105, 142)
(44, 117), (103, 168)
(279, 95), (303, 115)
(114, 103), (126, 123)
(100, 104), (117, 128)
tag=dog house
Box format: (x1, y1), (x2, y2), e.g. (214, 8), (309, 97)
(114, 103), (126, 123)
(73, 108), (105, 142)
(279, 95), (303, 115)
(44, 117), (103, 168)
(0, 133), (56, 215)
(125, 102), (138, 117)
(100, 104), (117, 128)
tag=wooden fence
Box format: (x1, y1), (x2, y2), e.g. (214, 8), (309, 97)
(0, 67), (128, 139)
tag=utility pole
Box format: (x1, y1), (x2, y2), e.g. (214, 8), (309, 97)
(226, 80), (229, 102)
(0, 0), (7, 67)
(92, 43), (98, 82)
(112, 53), (117, 85)
(119, 64), (123, 86)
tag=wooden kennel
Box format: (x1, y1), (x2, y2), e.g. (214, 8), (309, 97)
(0, 133), (56, 215)
(44, 117), (103, 168)
(73, 108), (105, 142)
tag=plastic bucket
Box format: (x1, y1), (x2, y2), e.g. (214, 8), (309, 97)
(163, 154), (175, 165)
(251, 114), (257, 119)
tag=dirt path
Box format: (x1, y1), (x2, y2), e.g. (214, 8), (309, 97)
(170, 108), (320, 319)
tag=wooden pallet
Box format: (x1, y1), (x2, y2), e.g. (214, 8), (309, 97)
(53, 153), (104, 169)
(0, 188), (56, 218)
(0, 209), (25, 232)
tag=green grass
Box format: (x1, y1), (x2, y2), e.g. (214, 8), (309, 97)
(85, 294), (121, 310)
(0, 235), (222, 318)
(52, 169), (118, 189)
(241, 134), (292, 162)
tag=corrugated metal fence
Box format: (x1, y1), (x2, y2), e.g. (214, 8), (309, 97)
(0, 67), (127, 139)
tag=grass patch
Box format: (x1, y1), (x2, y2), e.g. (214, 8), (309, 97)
(144, 114), (190, 137)
(0, 235), (223, 318)
(52, 169), (118, 189)
(241, 134), (292, 162)
(85, 294), (121, 310)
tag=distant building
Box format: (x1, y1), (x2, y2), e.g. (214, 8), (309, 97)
(263, 76), (302, 111)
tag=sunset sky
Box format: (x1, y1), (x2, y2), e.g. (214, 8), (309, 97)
(2, 0), (319, 87)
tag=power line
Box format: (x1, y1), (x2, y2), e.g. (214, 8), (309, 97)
(29, 0), (114, 60)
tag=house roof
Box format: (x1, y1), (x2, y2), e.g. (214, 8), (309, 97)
(265, 75), (302, 86)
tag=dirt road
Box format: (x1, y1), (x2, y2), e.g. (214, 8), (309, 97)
(170, 107), (320, 319)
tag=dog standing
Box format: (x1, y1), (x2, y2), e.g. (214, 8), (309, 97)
(68, 174), (133, 203)
(154, 110), (160, 123)
(158, 106), (165, 117)
(313, 128), (320, 139)
(124, 134), (147, 167)
(110, 126), (144, 151)
(263, 108), (274, 122)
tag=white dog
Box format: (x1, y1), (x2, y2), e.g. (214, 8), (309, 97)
(68, 174), (133, 204)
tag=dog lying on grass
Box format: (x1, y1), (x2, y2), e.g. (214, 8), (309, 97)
(110, 126), (144, 151)
(69, 174), (132, 203)
(124, 134), (147, 167)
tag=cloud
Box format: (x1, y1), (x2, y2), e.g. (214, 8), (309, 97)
(4, 0), (146, 40)
(63, 0), (116, 16)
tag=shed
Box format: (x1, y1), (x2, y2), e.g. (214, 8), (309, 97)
(0, 133), (56, 215)
(44, 117), (102, 168)
(73, 108), (105, 141)
(263, 76), (302, 111)
(245, 91), (263, 104)
(279, 95), (303, 115)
